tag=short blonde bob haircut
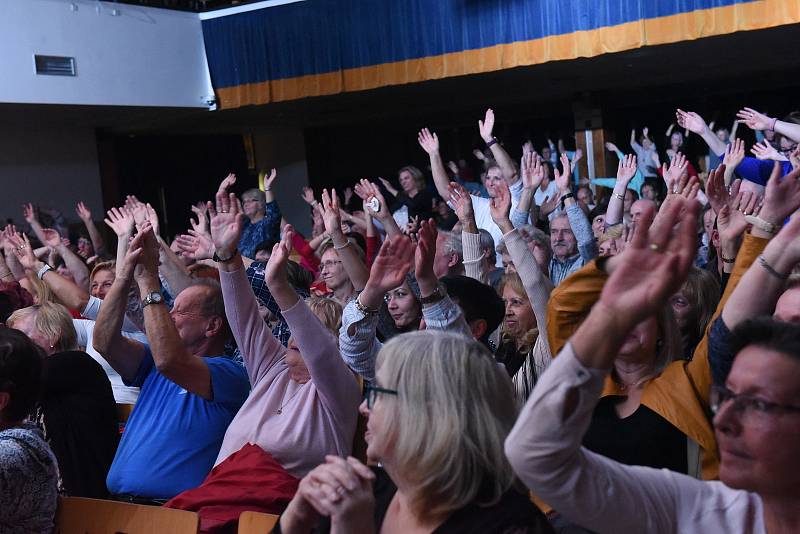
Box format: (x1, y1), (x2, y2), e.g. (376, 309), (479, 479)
(375, 330), (517, 522)
(7, 302), (78, 353)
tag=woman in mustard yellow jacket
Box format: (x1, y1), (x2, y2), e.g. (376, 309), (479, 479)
(547, 225), (769, 481)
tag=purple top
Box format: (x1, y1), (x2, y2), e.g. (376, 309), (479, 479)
(215, 265), (361, 477)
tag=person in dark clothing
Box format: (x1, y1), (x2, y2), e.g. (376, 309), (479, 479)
(276, 331), (553, 534)
(8, 302), (118, 498)
(380, 166), (435, 222)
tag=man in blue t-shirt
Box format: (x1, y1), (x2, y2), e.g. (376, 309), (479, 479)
(93, 227), (249, 501)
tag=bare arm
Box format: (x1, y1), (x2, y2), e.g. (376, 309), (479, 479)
(104, 207), (136, 277)
(157, 237), (193, 296)
(605, 154), (637, 227)
(92, 236), (147, 383)
(319, 189), (369, 291)
(676, 109), (727, 157)
(479, 108), (517, 183)
(417, 128), (451, 200)
(56, 243), (90, 290)
(737, 107), (800, 144)
(76, 202), (106, 257)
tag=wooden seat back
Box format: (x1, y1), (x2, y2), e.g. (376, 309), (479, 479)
(54, 496), (199, 534)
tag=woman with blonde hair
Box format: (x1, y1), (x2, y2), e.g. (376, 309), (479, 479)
(495, 272), (538, 378)
(7, 302), (118, 498)
(278, 331), (553, 533)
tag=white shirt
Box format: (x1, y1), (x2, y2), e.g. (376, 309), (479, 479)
(505, 343), (767, 534)
(75, 296), (147, 404)
(534, 181), (560, 221)
(469, 179), (524, 267)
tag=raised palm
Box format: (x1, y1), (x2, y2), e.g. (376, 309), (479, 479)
(209, 192), (245, 254)
(104, 207), (135, 237)
(663, 153), (688, 190)
(264, 226), (294, 287)
(263, 168), (277, 190)
(723, 139), (746, 168)
(478, 108), (495, 142)
(414, 219), (438, 279)
(521, 152), (544, 190)
(41, 228), (62, 248)
(368, 236), (414, 293)
(554, 153), (572, 193)
(762, 164), (800, 224)
(417, 128), (439, 154)
(616, 154), (637, 184)
(319, 189), (343, 236)
(489, 180), (512, 227)
(736, 107), (771, 131)
(676, 109), (707, 135)
(447, 182), (474, 224)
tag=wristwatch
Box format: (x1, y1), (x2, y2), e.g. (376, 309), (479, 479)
(141, 291), (165, 308)
(213, 249), (238, 263)
(420, 284), (446, 305)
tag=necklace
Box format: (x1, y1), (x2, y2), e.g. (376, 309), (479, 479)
(613, 374), (654, 391)
(276, 381), (304, 415)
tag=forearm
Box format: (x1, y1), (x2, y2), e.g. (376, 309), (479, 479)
(93, 275), (133, 356)
(158, 239), (193, 296)
(513, 189), (534, 226)
(114, 233), (132, 277)
(699, 127), (727, 157)
(83, 219), (106, 256)
(41, 267), (90, 311)
(774, 120), (800, 143)
(0, 256), (15, 282)
(428, 150), (451, 200)
(566, 204), (598, 261)
(374, 213), (401, 238)
(268, 279), (301, 311)
(331, 231), (369, 291)
(58, 245), (90, 290)
(461, 231), (489, 284)
(3, 251), (26, 281)
(136, 274), (191, 366)
(604, 182), (628, 226)
(721, 239), (790, 328)
(488, 143), (517, 183)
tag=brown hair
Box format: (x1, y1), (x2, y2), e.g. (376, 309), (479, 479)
(398, 165), (427, 190)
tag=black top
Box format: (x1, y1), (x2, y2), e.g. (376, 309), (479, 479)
(35, 350), (119, 497)
(582, 396), (688, 474)
(275, 467), (554, 534)
(388, 189), (435, 221)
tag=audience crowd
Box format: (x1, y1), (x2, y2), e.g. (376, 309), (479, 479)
(2, 104), (800, 534)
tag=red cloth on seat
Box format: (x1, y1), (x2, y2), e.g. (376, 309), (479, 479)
(165, 443), (298, 534)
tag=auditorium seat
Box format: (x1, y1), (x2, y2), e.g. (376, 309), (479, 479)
(54, 496), (199, 534)
(238, 511), (279, 533)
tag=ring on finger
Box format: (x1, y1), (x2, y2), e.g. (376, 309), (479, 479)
(336, 486), (348, 496)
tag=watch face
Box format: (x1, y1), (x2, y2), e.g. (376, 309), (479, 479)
(367, 196), (381, 213)
(146, 292), (163, 304)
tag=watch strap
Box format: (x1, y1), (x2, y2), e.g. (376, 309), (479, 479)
(213, 249), (238, 263)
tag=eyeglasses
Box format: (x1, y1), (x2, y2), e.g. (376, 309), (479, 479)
(319, 260), (342, 270)
(710, 385), (800, 421)
(363, 384), (398, 409)
(780, 144), (798, 155)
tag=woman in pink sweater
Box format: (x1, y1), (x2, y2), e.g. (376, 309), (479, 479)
(166, 190), (361, 533)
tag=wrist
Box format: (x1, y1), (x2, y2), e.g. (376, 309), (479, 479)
(136, 273), (160, 291)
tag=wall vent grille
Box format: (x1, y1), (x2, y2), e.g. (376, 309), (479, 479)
(34, 55), (76, 76)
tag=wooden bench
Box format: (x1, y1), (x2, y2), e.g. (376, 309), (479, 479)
(238, 511), (279, 533)
(55, 496), (199, 534)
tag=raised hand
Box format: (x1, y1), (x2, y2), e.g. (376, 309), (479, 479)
(76, 201), (92, 222)
(217, 173), (237, 194)
(144, 203), (160, 236)
(539, 195), (559, 219)
(521, 151), (544, 191)
(353, 179), (390, 220)
(301, 187), (317, 206)
(104, 207), (135, 237)
(189, 204), (209, 236)
(662, 152), (688, 192)
(264, 224), (294, 287)
(489, 179), (512, 231)
(263, 168), (277, 190)
(133, 222), (160, 281)
(676, 109), (708, 135)
(417, 128), (440, 154)
(522, 140), (535, 156)
(447, 182), (475, 225)
(22, 203), (38, 225)
(760, 163), (800, 226)
(791, 145), (800, 171)
(41, 228), (62, 248)
(7, 233), (39, 271)
(736, 107), (772, 131)
(126, 196), (149, 228)
(175, 230), (215, 261)
(605, 142), (619, 153)
(478, 108), (495, 143)
(364, 235), (415, 295)
(723, 138), (745, 169)
(208, 191), (245, 258)
(601, 197), (698, 327)
(343, 186), (354, 206)
(751, 139), (787, 161)
(572, 148), (584, 165)
(554, 153), (573, 194)
(319, 189), (344, 238)
(642, 126), (650, 139)
(616, 154), (637, 186)
(414, 219), (439, 281)
(118, 231), (146, 281)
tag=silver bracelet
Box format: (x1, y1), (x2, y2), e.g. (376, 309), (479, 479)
(37, 263), (52, 280)
(354, 294), (379, 316)
(333, 240), (352, 251)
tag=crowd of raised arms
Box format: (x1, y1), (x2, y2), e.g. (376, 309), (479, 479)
(1, 105), (800, 534)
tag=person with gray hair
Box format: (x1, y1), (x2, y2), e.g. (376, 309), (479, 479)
(217, 170), (281, 260)
(279, 330), (553, 533)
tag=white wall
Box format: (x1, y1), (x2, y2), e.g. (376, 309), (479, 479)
(0, 123), (104, 230)
(0, 0), (213, 108)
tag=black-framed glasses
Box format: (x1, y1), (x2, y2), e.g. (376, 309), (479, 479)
(363, 384), (398, 409)
(710, 385), (800, 420)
